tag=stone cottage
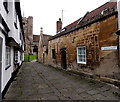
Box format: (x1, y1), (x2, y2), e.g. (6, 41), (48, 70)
(38, 27), (52, 64)
(39, 1), (120, 80)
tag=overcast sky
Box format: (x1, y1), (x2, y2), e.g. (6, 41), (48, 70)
(20, 0), (112, 35)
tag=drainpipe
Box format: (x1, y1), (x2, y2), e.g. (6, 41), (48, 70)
(116, 0), (120, 91)
(117, 0), (120, 58)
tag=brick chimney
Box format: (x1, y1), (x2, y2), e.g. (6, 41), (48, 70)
(56, 18), (62, 33)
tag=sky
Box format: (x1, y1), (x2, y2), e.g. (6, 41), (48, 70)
(20, 0), (112, 35)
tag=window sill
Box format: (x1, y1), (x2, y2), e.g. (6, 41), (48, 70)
(77, 62), (86, 64)
(5, 65), (11, 70)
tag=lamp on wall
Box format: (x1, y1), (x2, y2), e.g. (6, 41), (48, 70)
(72, 37), (76, 43)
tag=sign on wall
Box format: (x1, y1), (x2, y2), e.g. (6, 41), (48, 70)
(101, 46), (117, 51)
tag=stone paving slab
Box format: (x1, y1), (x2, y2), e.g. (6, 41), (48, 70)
(3, 62), (120, 101)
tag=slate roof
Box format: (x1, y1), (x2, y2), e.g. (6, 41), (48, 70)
(64, 18), (82, 30)
(49, 1), (117, 41)
(83, 2), (117, 21)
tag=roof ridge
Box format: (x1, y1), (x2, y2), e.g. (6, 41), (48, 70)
(88, 2), (114, 14)
(77, 11), (89, 24)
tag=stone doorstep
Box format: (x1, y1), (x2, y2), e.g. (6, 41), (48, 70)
(67, 69), (120, 89)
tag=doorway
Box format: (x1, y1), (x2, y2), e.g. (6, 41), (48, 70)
(43, 53), (45, 64)
(61, 48), (67, 69)
(0, 37), (3, 100)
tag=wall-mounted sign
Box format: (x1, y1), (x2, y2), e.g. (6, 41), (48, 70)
(101, 46), (117, 51)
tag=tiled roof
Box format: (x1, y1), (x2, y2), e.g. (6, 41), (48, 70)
(49, 1), (117, 41)
(64, 18), (81, 30)
(82, 2), (117, 21)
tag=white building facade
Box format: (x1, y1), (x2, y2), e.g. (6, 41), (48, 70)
(0, 0), (24, 98)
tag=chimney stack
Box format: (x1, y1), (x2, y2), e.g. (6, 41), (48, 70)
(56, 18), (62, 33)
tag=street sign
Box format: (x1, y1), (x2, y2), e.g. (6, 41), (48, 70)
(101, 46), (117, 50)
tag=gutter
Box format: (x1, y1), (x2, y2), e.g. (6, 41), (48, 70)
(49, 11), (118, 41)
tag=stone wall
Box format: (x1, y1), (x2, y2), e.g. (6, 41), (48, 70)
(47, 15), (119, 79)
(22, 16), (33, 54)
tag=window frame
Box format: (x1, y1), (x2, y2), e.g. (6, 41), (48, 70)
(14, 50), (18, 62)
(77, 46), (86, 64)
(14, 11), (18, 29)
(3, 0), (9, 13)
(5, 46), (11, 70)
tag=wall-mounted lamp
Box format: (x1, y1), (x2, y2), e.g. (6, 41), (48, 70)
(72, 37), (76, 43)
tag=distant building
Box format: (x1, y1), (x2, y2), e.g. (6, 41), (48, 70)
(0, 0), (24, 97)
(38, 27), (52, 64)
(22, 16), (33, 54)
(32, 35), (40, 55)
(33, 35), (40, 47)
(38, 1), (120, 80)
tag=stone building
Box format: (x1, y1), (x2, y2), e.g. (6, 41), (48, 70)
(33, 35), (40, 47)
(38, 27), (52, 64)
(32, 34), (40, 55)
(38, 1), (120, 80)
(22, 16), (33, 54)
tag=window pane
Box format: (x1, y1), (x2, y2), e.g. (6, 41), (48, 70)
(78, 48), (81, 54)
(6, 47), (11, 67)
(83, 49), (85, 54)
(78, 55), (81, 62)
(77, 46), (86, 64)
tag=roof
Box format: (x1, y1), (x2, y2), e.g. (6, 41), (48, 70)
(64, 18), (82, 29)
(33, 35), (40, 42)
(49, 1), (117, 41)
(41, 34), (52, 46)
(82, 2), (117, 21)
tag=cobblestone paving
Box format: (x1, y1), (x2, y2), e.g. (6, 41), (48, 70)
(3, 62), (120, 101)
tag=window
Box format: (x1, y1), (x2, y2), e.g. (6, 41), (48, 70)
(5, 46), (11, 69)
(20, 52), (23, 61)
(77, 46), (86, 64)
(14, 11), (18, 29)
(14, 50), (18, 62)
(52, 49), (56, 59)
(3, 0), (9, 13)
(20, 32), (22, 40)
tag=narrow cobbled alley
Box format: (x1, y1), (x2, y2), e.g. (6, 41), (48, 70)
(3, 62), (119, 100)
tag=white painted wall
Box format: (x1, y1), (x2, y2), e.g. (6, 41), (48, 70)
(0, 32), (12, 92)
(0, 0), (24, 92)
(0, 0), (12, 90)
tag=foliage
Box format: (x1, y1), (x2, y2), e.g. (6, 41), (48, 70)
(24, 54), (37, 61)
